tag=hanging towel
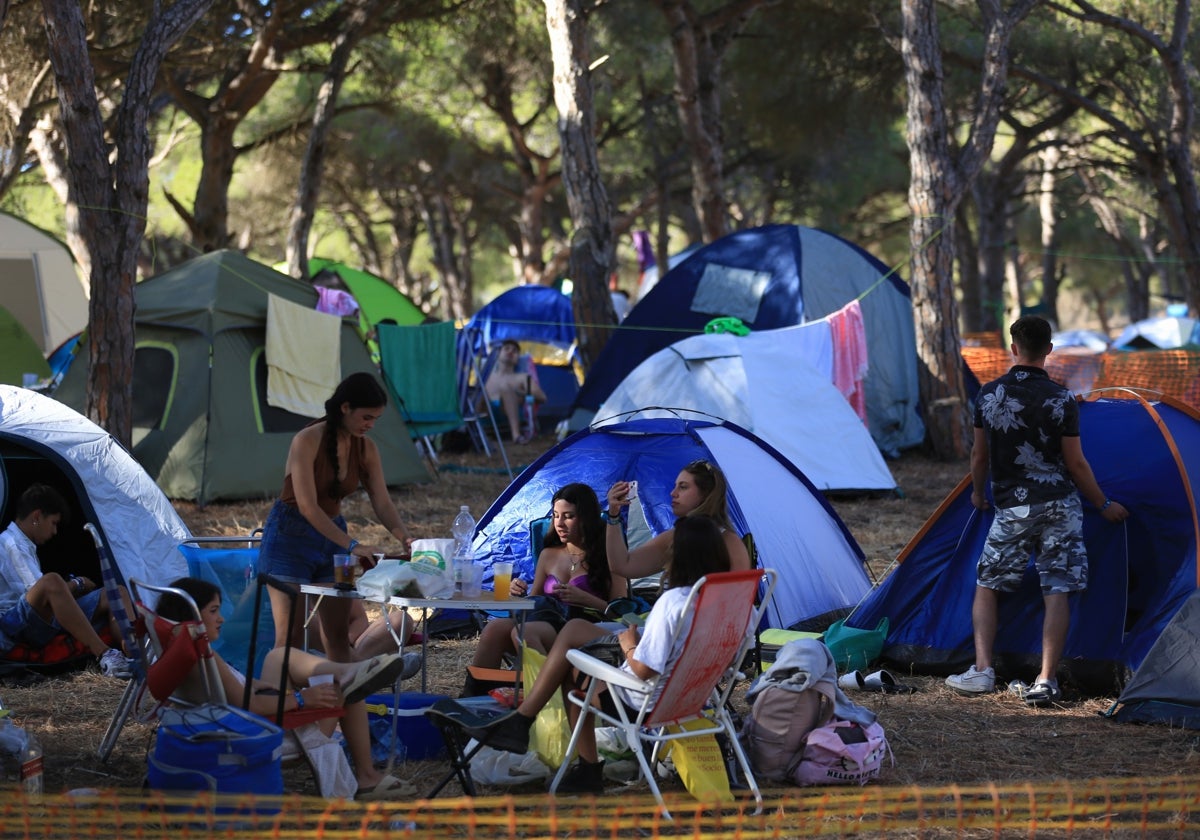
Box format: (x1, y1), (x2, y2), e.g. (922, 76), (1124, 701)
(266, 293), (342, 418)
(316, 286), (360, 318)
(828, 299), (869, 422)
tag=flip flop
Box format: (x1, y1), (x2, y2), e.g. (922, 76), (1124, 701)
(342, 653), (408, 705)
(355, 773), (417, 801)
(863, 669), (917, 694)
(837, 670), (867, 691)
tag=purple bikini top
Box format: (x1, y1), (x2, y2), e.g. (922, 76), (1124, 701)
(543, 573), (598, 599)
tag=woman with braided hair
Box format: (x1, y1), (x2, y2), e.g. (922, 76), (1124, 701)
(259, 372), (413, 662)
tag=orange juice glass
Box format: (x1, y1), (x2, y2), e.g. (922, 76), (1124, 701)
(493, 562), (513, 600)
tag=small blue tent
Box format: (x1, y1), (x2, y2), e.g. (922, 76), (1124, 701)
(571, 224), (924, 456)
(468, 416), (872, 632)
(458, 285), (580, 428)
(847, 395), (1200, 693)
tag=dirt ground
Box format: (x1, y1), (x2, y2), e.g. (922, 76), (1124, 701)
(3, 439), (1198, 798)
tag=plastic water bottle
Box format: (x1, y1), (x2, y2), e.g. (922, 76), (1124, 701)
(20, 731), (42, 795)
(452, 505), (476, 553)
(452, 506), (476, 597)
(0, 709), (40, 794)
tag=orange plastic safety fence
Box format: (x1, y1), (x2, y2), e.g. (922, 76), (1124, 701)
(2, 775), (1198, 839)
(962, 348), (1200, 412)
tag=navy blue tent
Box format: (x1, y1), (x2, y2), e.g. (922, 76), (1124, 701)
(571, 224), (924, 456)
(847, 395), (1200, 693)
(467, 416), (871, 632)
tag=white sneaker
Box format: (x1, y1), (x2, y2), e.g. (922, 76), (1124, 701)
(946, 665), (995, 694)
(99, 648), (133, 680)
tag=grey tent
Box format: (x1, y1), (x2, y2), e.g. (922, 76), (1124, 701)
(0, 212), (89, 355)
(1105, 591), (1200, 729)
(54, 250), (429, 503)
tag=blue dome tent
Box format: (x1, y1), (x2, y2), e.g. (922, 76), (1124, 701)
(468, 416), (872, 632)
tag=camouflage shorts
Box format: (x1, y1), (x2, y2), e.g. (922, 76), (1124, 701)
(978, 496), (1087, 595)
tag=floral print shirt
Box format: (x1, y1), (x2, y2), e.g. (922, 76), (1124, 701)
(974, 365), (1079, 508)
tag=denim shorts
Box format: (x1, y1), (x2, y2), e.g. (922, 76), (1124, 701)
(258, 500), (347, 585)
(0, 589), (104, 650)
(978, 496), (1088, 595)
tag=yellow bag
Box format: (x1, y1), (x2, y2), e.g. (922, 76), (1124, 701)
(662, 719), (733, 803)
(522, 645), (571, 768)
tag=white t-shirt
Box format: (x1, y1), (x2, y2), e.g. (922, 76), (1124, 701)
(0, 521), (42, 613)
(612, 585), (692, 709)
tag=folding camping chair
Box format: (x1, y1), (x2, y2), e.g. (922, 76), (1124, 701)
(554, 568), (777, 819)
(87, 523), (149, 763)
(378, 321), (475, 472)
(456, 327), (513, 474)
(130, 576), (353, 798)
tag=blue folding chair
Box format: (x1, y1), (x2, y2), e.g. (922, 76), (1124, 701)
(176, 535), (274, 681)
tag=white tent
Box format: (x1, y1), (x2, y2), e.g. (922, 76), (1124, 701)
(0, 212), (88, 354)
(1112, 316), (1199, 350)
(0, 385), (189, 588)
(594, 326), (897, 493)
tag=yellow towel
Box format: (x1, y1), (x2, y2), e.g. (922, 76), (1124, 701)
(266, 293), (342, 418)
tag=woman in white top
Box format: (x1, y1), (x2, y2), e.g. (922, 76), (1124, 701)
(467, 516), (732, 793)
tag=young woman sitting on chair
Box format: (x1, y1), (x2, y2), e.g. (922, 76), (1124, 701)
(157, 576), (419, 801)
(467, 484), (627, 688)
(467, 515), (732, 793)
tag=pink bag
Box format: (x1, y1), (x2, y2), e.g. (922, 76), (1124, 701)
(792, 719), (891, 786)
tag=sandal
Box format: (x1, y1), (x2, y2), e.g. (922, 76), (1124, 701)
(356, 773), (417, 801)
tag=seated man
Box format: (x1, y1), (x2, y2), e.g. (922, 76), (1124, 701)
(0, 484), (132, 678)
(484, 339), (546, 444)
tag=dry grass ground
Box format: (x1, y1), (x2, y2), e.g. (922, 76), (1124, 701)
(3, 439), (1198, 799)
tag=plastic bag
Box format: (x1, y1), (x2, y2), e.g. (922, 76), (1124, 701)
(464, 740), (551, 786)
(356, 559), (410, 599)
(662, 720), (733, 803)
(409, 539), (455, 598)
(823, 617), (889, 673)
(522, 646), (571, 769)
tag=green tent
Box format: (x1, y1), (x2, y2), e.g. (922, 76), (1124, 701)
(308, 258), (426, 329)
(54, 250), (429, 503)
(0, 306), (51, 386)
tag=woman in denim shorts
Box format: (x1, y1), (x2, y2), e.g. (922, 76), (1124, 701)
(259, 373), (413, 662)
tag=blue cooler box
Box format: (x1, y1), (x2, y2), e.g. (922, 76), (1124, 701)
(365, 692), (450, 762)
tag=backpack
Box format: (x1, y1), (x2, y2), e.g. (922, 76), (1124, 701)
(740, 685), (833, 783)
(792, 718), (892, 786)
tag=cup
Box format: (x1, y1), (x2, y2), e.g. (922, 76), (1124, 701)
(333, 553), (355, 589)
(463, 562), (484, 599)
(492, 562), (513, 601)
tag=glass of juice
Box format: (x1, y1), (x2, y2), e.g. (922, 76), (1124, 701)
(492, 562), (513, 601)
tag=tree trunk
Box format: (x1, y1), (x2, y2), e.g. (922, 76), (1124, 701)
(42, 0), (212, 444)
(286, 1), (377, 279)
(1038, 143), (1061, 325)
(655, 0), (769, 243)
(544, 0), (615, 369)
(956, 206), (982, 332)
(901, 0), (1035, 460)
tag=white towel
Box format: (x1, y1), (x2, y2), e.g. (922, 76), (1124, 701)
(266, 294), (342, 418)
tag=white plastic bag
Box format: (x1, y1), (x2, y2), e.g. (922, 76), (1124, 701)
(409, 539), (455, 597)
(465, 739), (551, 786)
(356, 558), (409, 599)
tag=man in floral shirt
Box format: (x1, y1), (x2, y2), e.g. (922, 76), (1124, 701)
(947, 316), (1129, 706)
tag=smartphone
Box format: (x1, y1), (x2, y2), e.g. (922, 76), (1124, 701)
(627, 480), (638, 501)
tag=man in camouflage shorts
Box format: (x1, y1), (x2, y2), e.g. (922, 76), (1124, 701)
(947, 316), (1129, 707)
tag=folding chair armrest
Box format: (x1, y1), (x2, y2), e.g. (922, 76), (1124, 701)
(565, 648), (652, 693)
